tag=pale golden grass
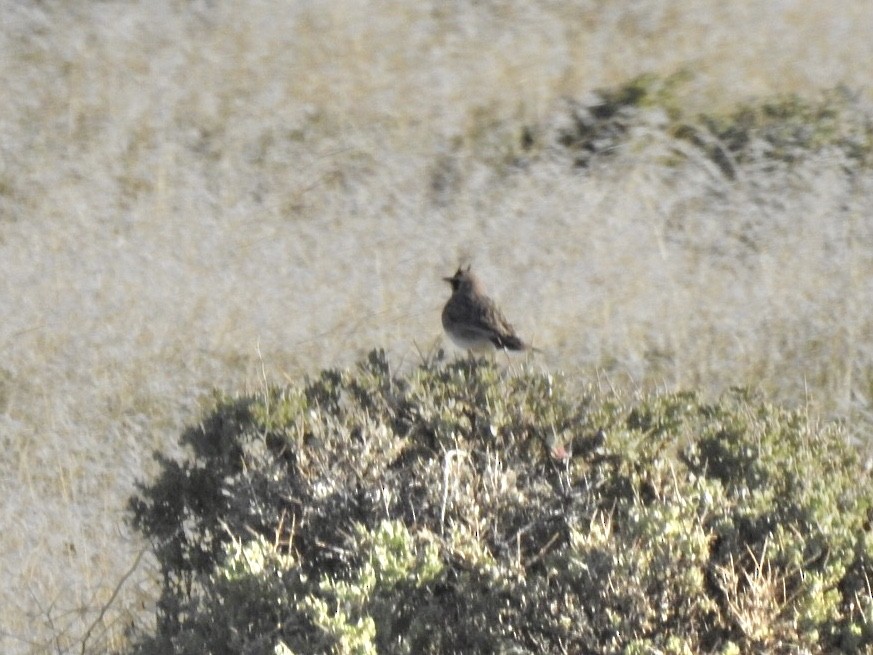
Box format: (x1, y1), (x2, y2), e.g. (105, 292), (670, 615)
(1, 0), (872, 652)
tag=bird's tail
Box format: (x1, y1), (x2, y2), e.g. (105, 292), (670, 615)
(495, 334), (540, 352)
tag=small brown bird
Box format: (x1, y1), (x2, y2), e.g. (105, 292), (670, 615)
(441, 265), (533, 352)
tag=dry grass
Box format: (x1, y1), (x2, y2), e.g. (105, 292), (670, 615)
(1, 1), (872, 652)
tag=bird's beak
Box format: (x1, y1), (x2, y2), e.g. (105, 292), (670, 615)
(443, 277), (453, 284)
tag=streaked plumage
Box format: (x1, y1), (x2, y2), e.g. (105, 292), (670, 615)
(441, 265), (531, 352)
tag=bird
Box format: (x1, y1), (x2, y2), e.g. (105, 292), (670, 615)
(441, 265), (534, 352)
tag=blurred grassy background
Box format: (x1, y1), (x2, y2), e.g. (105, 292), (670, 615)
(1, 1), (872, 651)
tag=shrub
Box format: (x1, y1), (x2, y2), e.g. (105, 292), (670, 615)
(554, 77), (873, 178)
(127, 350), (873, 654)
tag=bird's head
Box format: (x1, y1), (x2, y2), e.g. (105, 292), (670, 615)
(443, 264), (482, 295)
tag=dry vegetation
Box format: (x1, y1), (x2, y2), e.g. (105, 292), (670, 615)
(1, 1), (873, 652)
(127, 353), (873, 653)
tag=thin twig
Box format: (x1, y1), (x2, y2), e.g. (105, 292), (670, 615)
(80, 545), (149, 655)
(525, 531), (561, 570)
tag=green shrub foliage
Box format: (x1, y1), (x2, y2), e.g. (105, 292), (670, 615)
(555, 76), (873, 178)
(127, 350), (873, 654)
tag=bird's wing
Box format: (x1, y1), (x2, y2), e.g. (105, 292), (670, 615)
(443, 294), (528, 350)
(472, 297), (521, 340)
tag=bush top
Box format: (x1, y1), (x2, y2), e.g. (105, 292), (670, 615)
(128, 350), (873, 655)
